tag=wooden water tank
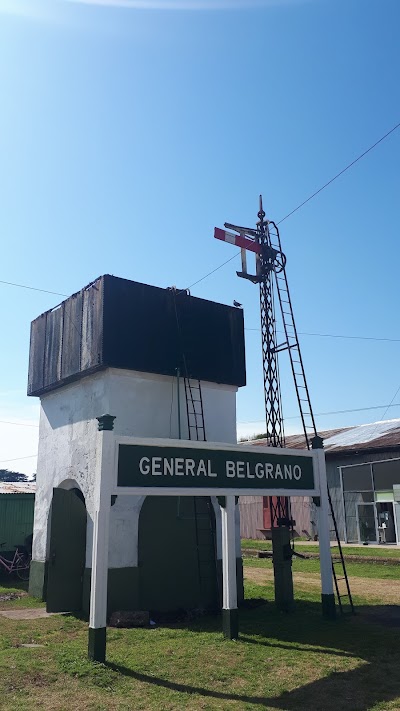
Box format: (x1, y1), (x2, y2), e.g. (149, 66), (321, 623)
(28, 275), (246, 396)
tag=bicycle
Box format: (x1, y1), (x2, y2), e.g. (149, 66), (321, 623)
(0, 542), (31, 581)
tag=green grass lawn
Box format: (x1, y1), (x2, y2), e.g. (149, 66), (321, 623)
(1, 564), (400, 710)
(0, 577), (46, 609)
(243, 555), (400, 580)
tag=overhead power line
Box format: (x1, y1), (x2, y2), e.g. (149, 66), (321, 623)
(0, 279), (67, 297)
(183, 119), (400, 290)
(185, 254), (239, 291)
(277, 120), (400, 224)
(2, 401), (400, 433)
(379, 385), (400, 423)
(238, 402), (400, 424)
(2, 116), (400, 350)
(0, 275), (398, 345)
(1, 123), (400, 301)
(0, 454), (37, 464)
(0, 420), (39, 428)
(363, 384), (400, 444)
(245, 328), (400, 343)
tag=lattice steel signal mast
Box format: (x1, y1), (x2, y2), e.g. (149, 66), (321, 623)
(215, 196), (317, 528)
(215, 198), (354, 615)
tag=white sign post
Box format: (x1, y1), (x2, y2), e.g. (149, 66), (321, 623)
(221, 495), (238, 639)
(88, 415), (115, 662)
(312, 437), (335, 619)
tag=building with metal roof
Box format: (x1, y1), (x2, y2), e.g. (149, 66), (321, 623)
(240, 419), (400, 545)
(0, 482), (36, 555)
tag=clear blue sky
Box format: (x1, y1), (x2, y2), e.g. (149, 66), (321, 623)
(0, 0), (399, 475)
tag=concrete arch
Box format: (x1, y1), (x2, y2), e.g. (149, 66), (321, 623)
(57, 478), (85, 495)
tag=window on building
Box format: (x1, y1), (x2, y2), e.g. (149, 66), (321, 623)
(342, 464), (373, 492)
(372, 459), (400, 491)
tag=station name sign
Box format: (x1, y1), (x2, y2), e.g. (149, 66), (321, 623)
(117, 443), (315, 492)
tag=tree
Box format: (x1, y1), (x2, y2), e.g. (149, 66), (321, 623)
(0, 469), (29, 482)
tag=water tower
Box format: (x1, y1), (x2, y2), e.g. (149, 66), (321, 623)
(27, 275), (246, 617)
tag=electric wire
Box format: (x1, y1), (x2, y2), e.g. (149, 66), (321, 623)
(181, 119), (400, 291)
(0, 455), (37, 464)
(0, 279), (68, 297)
(1, 123), (399, 464)
(1, 275), (398, 345)
(238, 402), (400, 424)
(184, 253), (239, 291)
(1, 123), (400, 300)
(244, 328), (400, 343)
(367, 384), (400, 443)
(277, 120), (400, 224)
(379, 385), (400, 423)
(0, 420), (39, 428)
(2, 401), (400, 431)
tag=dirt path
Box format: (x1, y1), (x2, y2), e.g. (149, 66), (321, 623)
(0, 608), (59, 620)
(244, 566), (400, 604)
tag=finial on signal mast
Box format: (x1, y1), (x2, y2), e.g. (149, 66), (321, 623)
(258, 194), (265, 222)
(257, 194), (267, 233)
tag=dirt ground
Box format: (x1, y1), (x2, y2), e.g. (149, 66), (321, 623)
(0, 608), (58, 620)
(244, 566), (400, 605)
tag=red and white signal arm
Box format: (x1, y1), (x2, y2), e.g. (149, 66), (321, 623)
(214, 227), (261, 255)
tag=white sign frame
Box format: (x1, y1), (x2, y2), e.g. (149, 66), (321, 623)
(88, 429), (333, 663)
(112, 436), (320, 498)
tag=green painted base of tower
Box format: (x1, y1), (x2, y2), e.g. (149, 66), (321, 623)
(222, 608), (239, 640)
(88, 627), (107, 662)
(321, 594), (336, 619)
(28, 560), (47, 600)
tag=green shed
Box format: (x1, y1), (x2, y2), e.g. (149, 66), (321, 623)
(0, 483), (35, 556)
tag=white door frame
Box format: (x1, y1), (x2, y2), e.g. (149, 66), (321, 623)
(356, 501), (378, 544)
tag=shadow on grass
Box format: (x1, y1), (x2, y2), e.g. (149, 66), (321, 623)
(0, 575), (28, 593)
(107, 660), (272, 706)
(107, 599), (400, 711)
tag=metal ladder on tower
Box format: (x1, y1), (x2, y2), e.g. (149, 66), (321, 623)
(170, 287), (215, 603)
(267, 219), (355, 614)
(183, 377), (219, 607)
(184, 377), (206, 442)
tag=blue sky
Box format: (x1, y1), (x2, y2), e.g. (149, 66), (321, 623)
(0, 0), (399, 475)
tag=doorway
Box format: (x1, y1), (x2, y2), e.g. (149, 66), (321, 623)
(46, 487), (87, 613)
(138, 495), (218, 613)
(376, 502), (397, 543)
(356, 502), (377, 544)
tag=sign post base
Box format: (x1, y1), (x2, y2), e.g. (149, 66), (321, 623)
(88, 627), (106, 662)
(321, 594), (336, 620)
(222, 608), (239, 640)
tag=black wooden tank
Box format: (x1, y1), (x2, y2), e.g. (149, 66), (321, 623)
(28, 275), (246, 396)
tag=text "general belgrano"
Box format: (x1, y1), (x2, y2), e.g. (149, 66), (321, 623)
(138, 457), (303, 480)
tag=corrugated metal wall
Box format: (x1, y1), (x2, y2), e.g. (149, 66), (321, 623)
(0, 495), (35, 553)
(239, 496), (264, 539)
(239, 495), (318, 540)
(290, 497), (317, 538)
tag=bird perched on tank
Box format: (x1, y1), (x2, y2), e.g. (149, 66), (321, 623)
(233, 300), (242, 308)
